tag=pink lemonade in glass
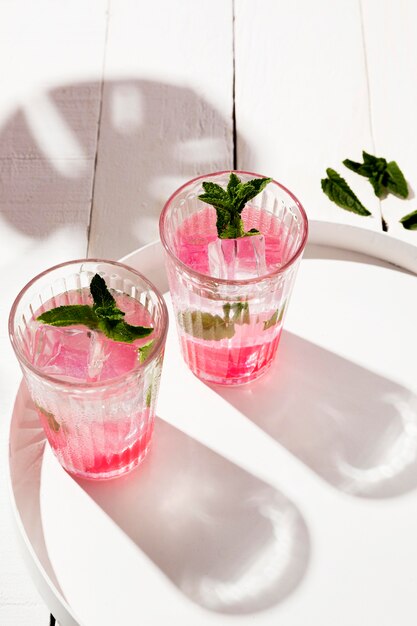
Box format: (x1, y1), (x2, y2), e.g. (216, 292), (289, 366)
(9, 260), (168, 480)
(160, 171), (308, 386)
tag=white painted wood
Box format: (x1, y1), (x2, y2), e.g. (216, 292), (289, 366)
(361, 0), (417, 239)
(0, 1), (108, 623)
(9, 223), (417, 625)
(234, 0), (381, 230)
(88, 0), (234, 260)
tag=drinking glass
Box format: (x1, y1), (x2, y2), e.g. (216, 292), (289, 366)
(9, 259), (168, 480)
(159, 170), (308, 385)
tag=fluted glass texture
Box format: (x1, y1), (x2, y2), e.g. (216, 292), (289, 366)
(160, 171), (308, 385)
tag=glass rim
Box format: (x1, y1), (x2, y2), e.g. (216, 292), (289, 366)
(159, 169), (309, 286)
(8, 258), (169, 389)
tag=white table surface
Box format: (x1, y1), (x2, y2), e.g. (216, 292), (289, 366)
(1, 1), (417, 623)
(8, 223), (417, 626)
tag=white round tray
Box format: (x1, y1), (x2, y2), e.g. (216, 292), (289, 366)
(8, 221), (417, 626)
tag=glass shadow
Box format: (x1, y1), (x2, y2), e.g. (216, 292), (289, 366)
(77, 417), (310, 614)
(215, 331), (417, 499)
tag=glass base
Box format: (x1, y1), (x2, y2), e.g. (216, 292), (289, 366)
(59, 442), (152, 481)
(189, 357), (274, 387)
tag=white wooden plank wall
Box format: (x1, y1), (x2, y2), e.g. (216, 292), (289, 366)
(235, 0), (381, 229)
(361, 0), (417, 237)
(88, 0), (234, 259)
(1, 1), (417, 623)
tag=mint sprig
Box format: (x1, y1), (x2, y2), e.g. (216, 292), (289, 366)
(321, 168), (371, 216)
(37, 274), (153, 346)
(343, 151), (408, 199)
(198, 172), (272, 238)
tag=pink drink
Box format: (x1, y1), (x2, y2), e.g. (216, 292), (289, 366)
(175, 206), (286, 384)
(25, 290), (154, 478)
(160, 171), (308, 385)
(9, 261), (168, 480)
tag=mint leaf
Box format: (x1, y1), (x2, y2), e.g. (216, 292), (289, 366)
(234, 177), (272, 214)
(90, 273), (127, 321)
(37, 305), (99, 328)
(138, 339), (155, 363)
(198, 173), (272, 238)
(90, 273), (116, 309)
(399, 209), (417, 230)
(37, 274), (153, 344)
(263, 302), (286, 330)
(145, 385), (152, 408)
(179, 303), (251, 342)
(263, 309), (279, 330)
(179, 310), (235, 341)
(223, 302), (250, 325)
(385, 161), (408, 198)
(35, 404), (60, 432)
(96, 307), (125, 321)
(343, 151), (408, 199)
(98, 318), (153, 343)
(321, 168), (371, 216)
(227, 172), (241, 197)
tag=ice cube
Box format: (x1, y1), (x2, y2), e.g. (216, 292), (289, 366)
(208, 235), (267, 280)
(31, 323), (91, 379)
(86, 330), (110, 382)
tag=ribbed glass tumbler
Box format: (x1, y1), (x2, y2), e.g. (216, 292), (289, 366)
(159, 170), (308, 386)
(9, 259), (168, 480)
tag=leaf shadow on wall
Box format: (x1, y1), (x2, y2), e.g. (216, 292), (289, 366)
(0, 79), (235, 258)
(78, 418), (311, 615)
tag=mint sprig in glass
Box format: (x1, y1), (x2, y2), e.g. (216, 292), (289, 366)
(198, 173), (272, 238)
(38, 273), (153, 345)
(160, 171), (308, 385)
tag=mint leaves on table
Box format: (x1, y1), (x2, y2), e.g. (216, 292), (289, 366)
(321, 168), (371, 216)
(399, 209), (417, 231)
(343, 151), (408, 199)
(37, 274), (153, 345)
(322, 151), (413, 227)
(198, 172), (272, 238)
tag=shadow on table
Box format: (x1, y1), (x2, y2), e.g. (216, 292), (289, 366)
(78, 418), (310, 615)
(9, 381), (67, 600)
(214, 331), (417, 499)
